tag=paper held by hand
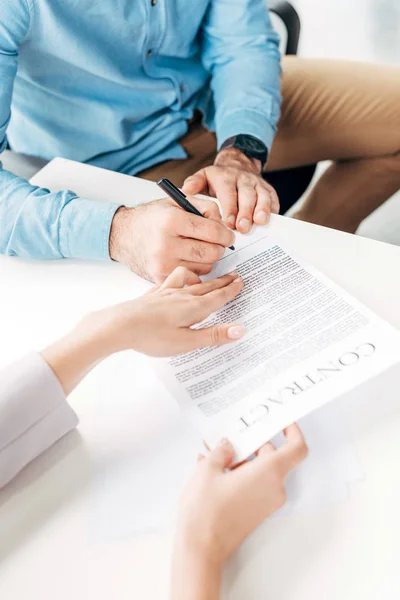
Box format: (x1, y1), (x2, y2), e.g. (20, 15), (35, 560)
(153, 227), (400, 463)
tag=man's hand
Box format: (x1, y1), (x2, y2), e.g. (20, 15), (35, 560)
(109, 197), (235, 283)
(182, 148), (279, 234)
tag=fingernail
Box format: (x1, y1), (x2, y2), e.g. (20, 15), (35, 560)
(227, 325), (246, 340)
(228, 270), (238, 277)
(255, 211), (268, 225)
(218, 437), (230, 446)
(233, 277), (242, 283)
(227, 215), (236, 227)
(239, 218), (251, 232)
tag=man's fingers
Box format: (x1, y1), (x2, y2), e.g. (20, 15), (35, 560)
(179, 238), (225, 265)
(269, 185), (280, 215)
(179, 261), (214, 276)
(263, 180), (280, 214)
(212, 178), (239, 229)
(274, 424), (308, 475)
(193, 322), (247, 348)
(160, 266), (202, 289)
(207, 438), (235, 471)
(182, 170), (208, 196)
(189, 196), (222, 223)
(177, 211), (235, 249)
(253, 185), (272, 226)
(187, 271), (238, 296)
(236, 182), (257, 233)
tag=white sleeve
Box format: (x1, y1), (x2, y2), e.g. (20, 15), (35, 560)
(0, 352), (79, 488)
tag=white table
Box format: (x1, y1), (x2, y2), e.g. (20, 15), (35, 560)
(1, 158), (400, 600)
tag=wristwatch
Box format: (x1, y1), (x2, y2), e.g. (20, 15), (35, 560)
(220, 134), (268, 169)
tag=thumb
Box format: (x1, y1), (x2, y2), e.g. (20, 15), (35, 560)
(193, 323), (246, 348)
(208, 438), (235, 470)
(182, 170), (208, 195)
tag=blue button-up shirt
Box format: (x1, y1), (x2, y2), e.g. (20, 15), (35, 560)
(0, 0), (281, 261)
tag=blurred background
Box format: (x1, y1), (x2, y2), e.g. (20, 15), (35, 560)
(287, 0), (400, 245)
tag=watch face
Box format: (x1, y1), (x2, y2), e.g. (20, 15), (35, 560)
(221, 135), (268, 166)
(238, 135), (266, 153)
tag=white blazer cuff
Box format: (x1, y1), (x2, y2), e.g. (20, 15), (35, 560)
(0, 352), (78, 487)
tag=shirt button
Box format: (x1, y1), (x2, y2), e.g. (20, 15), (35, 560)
(151, 0), (157, 5)
(146, 49), (153, 57)
(180, 83), (185, 92)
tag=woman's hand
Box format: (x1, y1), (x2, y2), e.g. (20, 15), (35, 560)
(92, 266), (245, 357)
(42, 267), (245, 394)
(171, 425), (308, 600)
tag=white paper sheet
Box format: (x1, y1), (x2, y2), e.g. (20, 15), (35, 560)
(153, 228), (400, 462)
(89, 352), (364, 541)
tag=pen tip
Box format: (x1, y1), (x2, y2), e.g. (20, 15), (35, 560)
(229, 245), (235, 251)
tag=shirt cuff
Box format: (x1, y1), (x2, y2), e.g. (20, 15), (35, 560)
(0, 353), (78, 487)
(59, 197), (121, 261)
(216, 108), (277, 154)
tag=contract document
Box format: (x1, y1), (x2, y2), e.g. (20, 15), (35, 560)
(154, 226), (400, 462)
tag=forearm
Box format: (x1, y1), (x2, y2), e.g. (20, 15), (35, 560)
(41, 315), (116, 396)
(0, 164), (120, 260)
(210, 53), (281, 151)
(202, 0), (281, 150)
(171, 539), (223, 600)
(0, 306), (121, 487)
(0, 3), (120, 262)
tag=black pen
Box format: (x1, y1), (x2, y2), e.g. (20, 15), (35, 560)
(157, 177), (235, 251)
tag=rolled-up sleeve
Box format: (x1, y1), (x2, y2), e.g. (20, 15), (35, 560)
(0, 353), (78, 488)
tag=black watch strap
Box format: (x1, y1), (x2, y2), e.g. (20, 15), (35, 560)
(220, 134), (268, 168)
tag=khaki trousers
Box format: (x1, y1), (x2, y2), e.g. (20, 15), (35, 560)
(139, 57), (400, 233)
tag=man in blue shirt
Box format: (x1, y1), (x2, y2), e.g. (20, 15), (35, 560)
(1, 1), (399, 282)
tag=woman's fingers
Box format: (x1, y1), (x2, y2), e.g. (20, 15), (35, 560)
(256, 441), (276, 457)
(160, 266), (202, 289)
(197, 276), (244, 316)
(273, 424), (308, 475)
(191, 321), (247, 348)
(187, 271), (239, 296)
(207, 438), (235, 471)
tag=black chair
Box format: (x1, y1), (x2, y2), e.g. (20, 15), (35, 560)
(267, 1), (317, 215)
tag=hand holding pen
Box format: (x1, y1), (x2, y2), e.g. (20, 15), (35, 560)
(110, 179), (235, 283)
(157, 178), (235, 251)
